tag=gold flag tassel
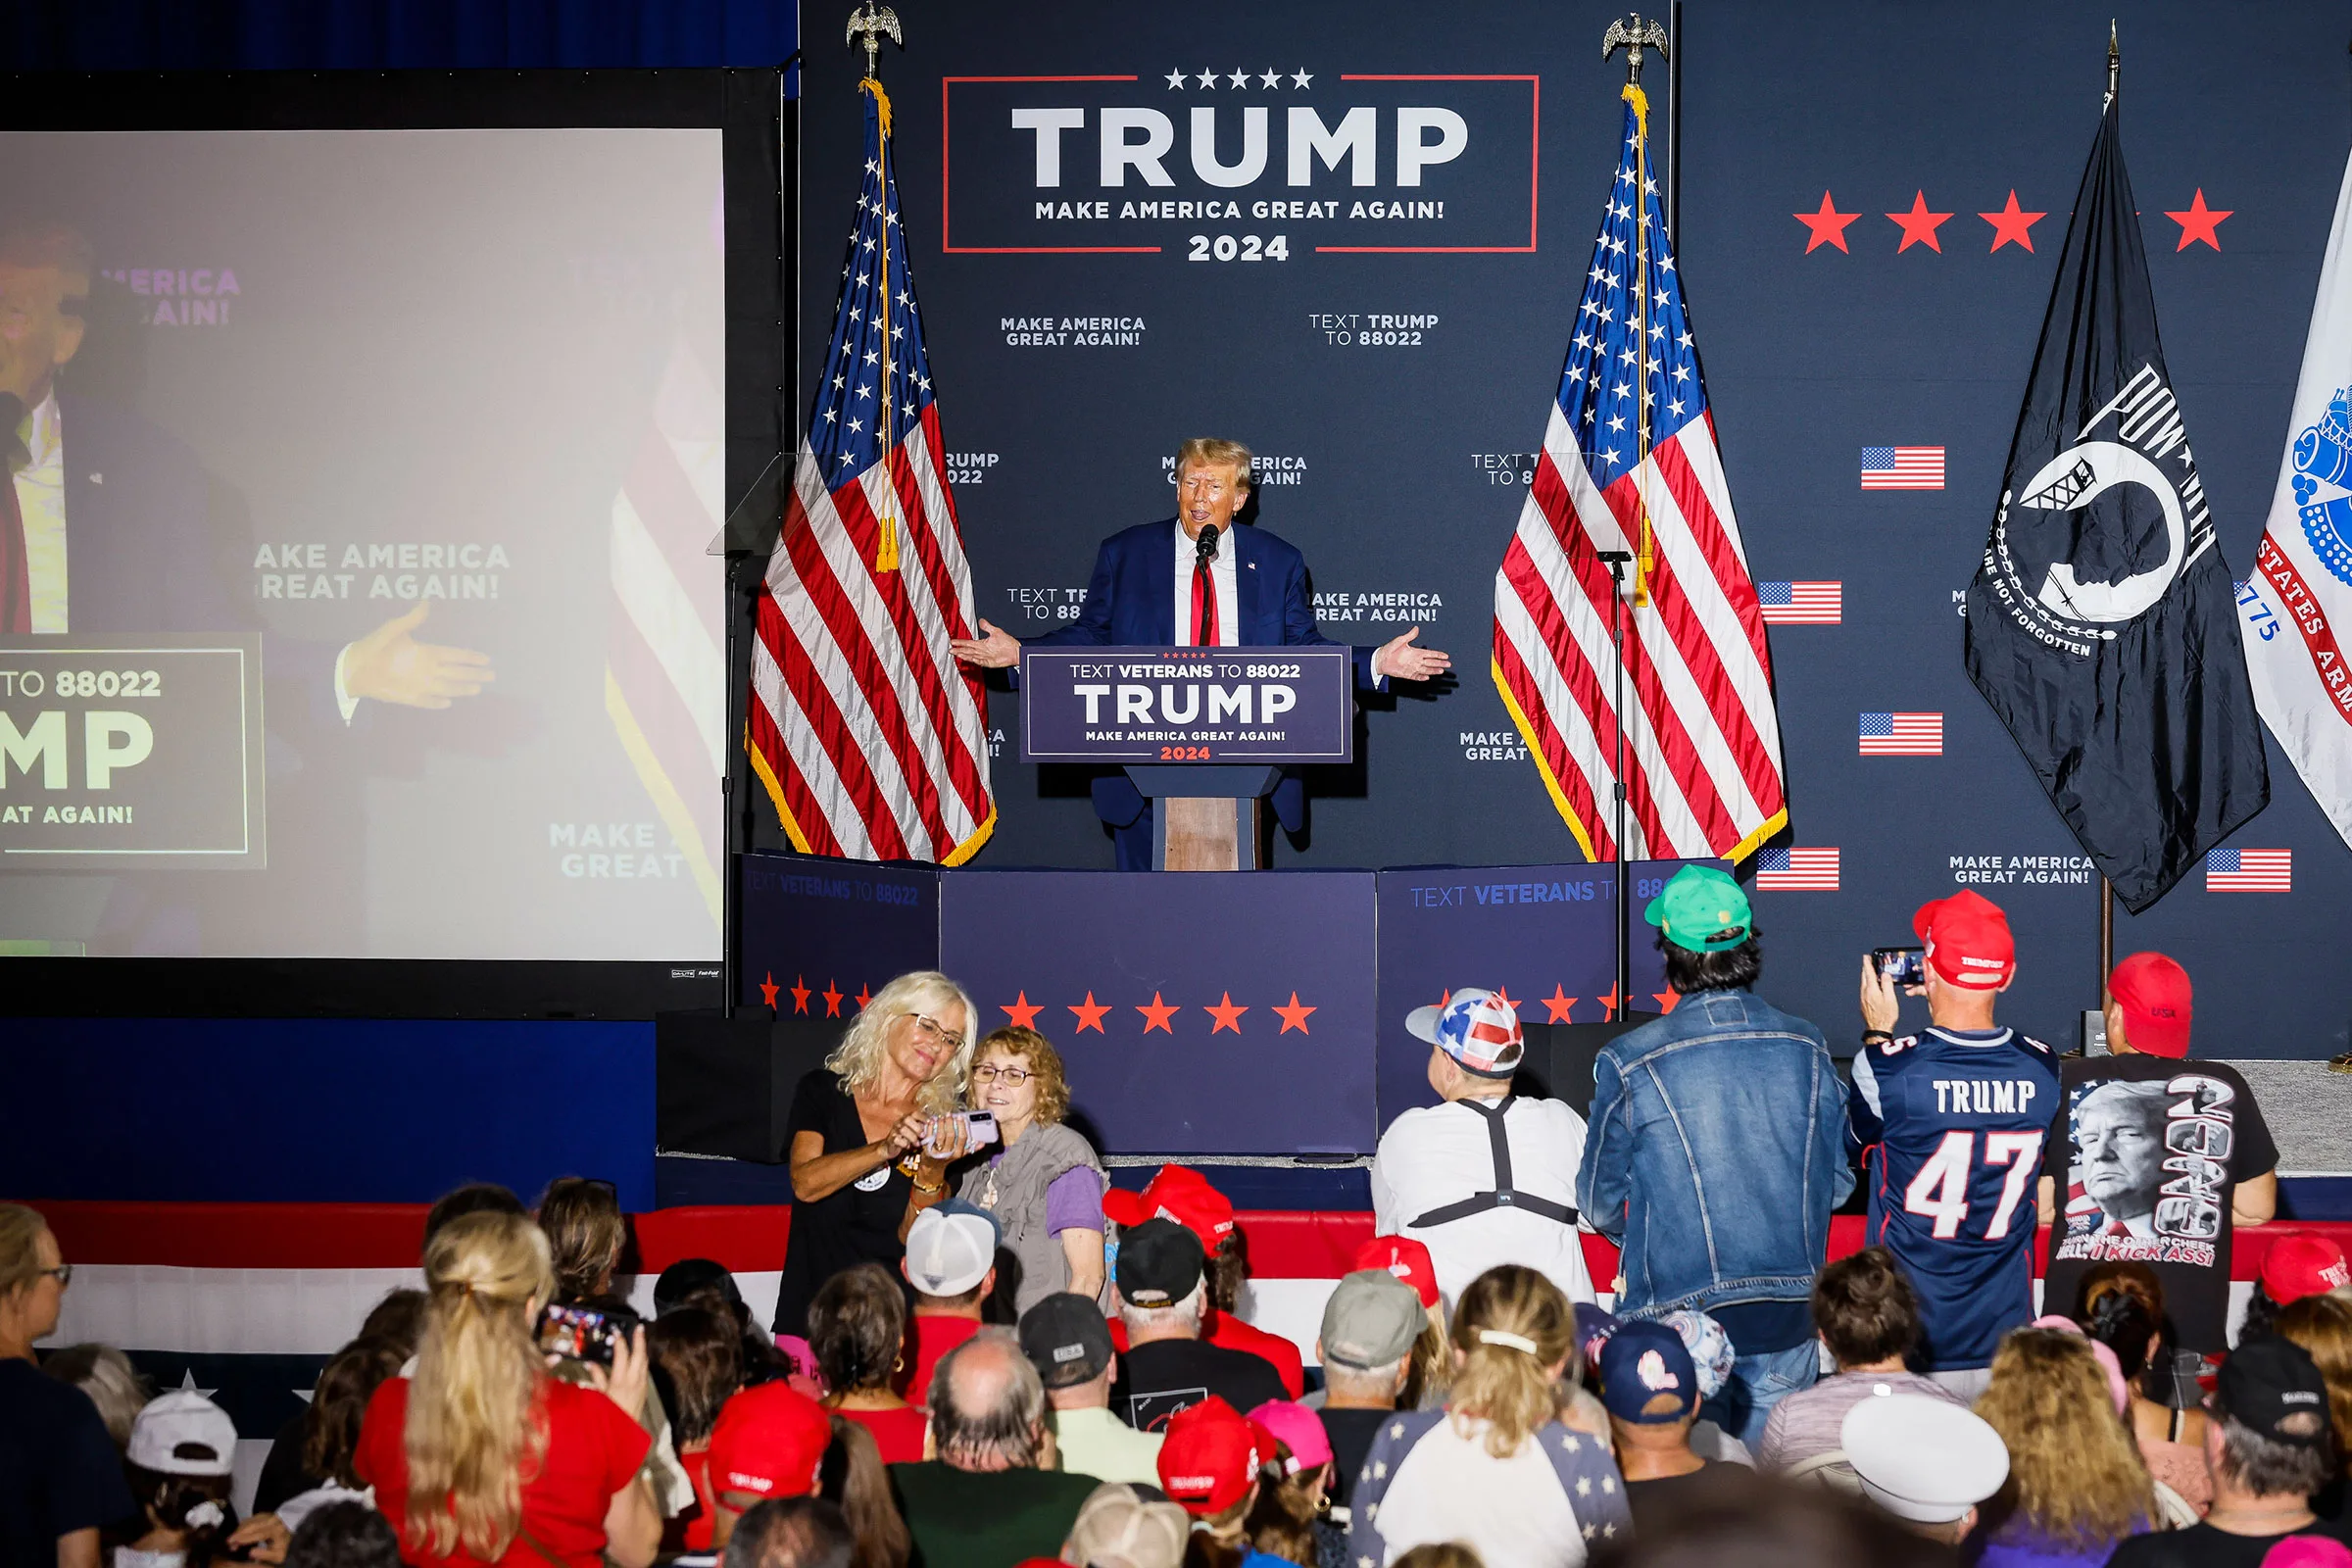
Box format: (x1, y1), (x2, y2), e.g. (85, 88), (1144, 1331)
(860, 77), (902, 573)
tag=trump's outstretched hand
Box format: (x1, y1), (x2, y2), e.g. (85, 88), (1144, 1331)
(1376, 625), (1451, 682)
(342, 603), (495, 710)
(950, 616), (1022, 669)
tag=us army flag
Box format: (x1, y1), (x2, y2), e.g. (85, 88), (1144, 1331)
(2241, 145), (2352, 851)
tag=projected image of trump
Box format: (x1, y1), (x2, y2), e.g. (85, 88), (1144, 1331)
(0, 217), (491, 711)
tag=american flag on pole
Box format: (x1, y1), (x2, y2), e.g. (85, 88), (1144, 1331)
(1492, 85), (1787, 863)
(748, 81), (995, 864)
(2204, 848), (2291, 893)
(1859, 711), (1942, 756)
(1860, 446), (1945, 489)
(1754, 846), (1839, 891)
(1755, 580), (1842, 624)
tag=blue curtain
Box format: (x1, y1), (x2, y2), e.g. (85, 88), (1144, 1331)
(4, 0), (796, 71)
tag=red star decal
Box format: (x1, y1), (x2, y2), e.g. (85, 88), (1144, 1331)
(821, 979), (845, 1017)
(1273, 992), (1316, 1034)
(1001, 991), (1042, 1029)
(1979, 190), (2045, 253)
(1654, 991), (1681, 1014)
(1886, 191), (1953, 253)
(1068, 992), (1110, 1033)
(1136, 992), (1180, 1033)
(854, 982), (873, 1010)
(1542, 985), (1577, 1024)
(1597, 986), (1621, 1022)
(790, 975), (811, 1014)
(1794, 191), (1860, 254)
(1203, 992), (1249, 1033)
(759, 971), (781, 1008)
(2166, 189), (2230, 251)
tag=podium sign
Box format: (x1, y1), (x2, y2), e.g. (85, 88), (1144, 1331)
(0, 635), (267, 869)
(1018, 646), (1354, 763)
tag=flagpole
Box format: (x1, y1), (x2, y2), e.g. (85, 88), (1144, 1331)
(2096, 20), (2117, 1018)
(851, 0), (905, 573)
(1603, 13), (1668, 1016)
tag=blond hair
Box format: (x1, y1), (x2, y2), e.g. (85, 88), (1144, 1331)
(1175, 438), (1253, 495)
(0, 1204), (49, 1299)
(404, 1211), (556, 1561)
(537, 1177), (625, 1302)
(823, 970), (978, 1116)
(1975, 1329), (2150, 1548)
(1446, 1265), (1571, 1458)
(2277, 1295), (2352, 1459)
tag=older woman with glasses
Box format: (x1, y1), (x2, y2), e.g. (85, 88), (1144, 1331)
(774, 971), (984, 1337)
(956, 1025), (1107, 1312)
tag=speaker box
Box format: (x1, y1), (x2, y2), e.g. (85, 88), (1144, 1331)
(655, 1008), (836, 1163)
(1512, 1012), (1663, 1118)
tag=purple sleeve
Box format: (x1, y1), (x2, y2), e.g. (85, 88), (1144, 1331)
(1045, 1164), (1104, 1237)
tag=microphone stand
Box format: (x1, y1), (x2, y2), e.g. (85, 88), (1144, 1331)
(1599, 548), (1635, 1016)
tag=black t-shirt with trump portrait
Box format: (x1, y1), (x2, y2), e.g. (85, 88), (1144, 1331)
(2043, 1055), (2277, 1355)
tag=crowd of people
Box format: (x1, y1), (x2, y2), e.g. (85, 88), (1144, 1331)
(5, 867), (2350, 1568)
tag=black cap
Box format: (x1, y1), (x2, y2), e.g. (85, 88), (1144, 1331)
(1114, 1218), (1203, 1308)
(2218, 1336), (2333, 1448)
(1019, 1293), (1115, 1389)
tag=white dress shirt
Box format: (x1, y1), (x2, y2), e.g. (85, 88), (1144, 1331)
(14, 391), (68, 631)
(1171, 520), (1239, 647)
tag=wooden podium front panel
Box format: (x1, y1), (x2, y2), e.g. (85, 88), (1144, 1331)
(1161, 797), (1262, 870)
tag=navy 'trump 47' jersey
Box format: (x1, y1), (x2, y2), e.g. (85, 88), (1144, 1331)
(1847, 1026), (2063, 1371)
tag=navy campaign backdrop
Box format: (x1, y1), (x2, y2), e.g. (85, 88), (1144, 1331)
(781, 0), (2352, 1061)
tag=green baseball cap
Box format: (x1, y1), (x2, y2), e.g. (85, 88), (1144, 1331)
(1643, 864), (1752, 953)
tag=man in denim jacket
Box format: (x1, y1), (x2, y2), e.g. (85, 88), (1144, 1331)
(1576, 864), (1851, 1448)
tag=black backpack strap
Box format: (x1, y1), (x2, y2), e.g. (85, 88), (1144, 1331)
(1408, 1097), (1578, 1227)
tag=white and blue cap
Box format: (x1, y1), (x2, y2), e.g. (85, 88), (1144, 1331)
(1840, 1389), (2008, 1524)
(906, 1200), (1000, 1298)
(1404, 988), (1524, 1078)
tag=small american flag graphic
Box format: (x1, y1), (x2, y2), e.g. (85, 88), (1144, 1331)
(1755, 581), (1842, 624)
(1860, 446), (1945, 490)
(2205, 848), (2291, 893)
(1755, 846), (1839, 890)
(1859, 711), (1942, 756)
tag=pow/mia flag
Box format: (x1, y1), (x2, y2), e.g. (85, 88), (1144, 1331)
(1964, 97), (2269, 912)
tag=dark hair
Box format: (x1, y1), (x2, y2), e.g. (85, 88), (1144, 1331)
(808, 1262), (906, 1396)
(2078, 1274), (2161, 1387)
(357, 1288), (427, 1355)
(1811, 1248), (1920, 1368)
(675, 1279), (795, 1388)
(817, 1417), (911, 1568)
(1587, 1462), (1948, 1568)
(726, 1496), (857, 1568)
(2243, 1283), (2285, 1346)
(421, 1184), (524, 1252)
(1656, 930), (1763, 996)
(2214, 1411), (2337, 1500)
(656, 1258), (743, 1317)
(1205, 1229), (1251, 1316)
(1244, 1438), (1322, 1566)
(648, 1306), (743, 1445)
(123, 1464), (235, 1566)
(304, 1337), (408, 1488)
(283, 1499), (403, 1568)
(538, 1177), (628, 1303)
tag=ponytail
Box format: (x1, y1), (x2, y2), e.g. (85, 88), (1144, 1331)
(1446, 1265), (1572, 1458)
(404, 1211), (554, 1561)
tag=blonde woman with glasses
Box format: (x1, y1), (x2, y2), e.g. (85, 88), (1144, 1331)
(956, 1025), (1107, 1312)
(353, 1209), (660, 1568)
(773, 971), (984, 1337)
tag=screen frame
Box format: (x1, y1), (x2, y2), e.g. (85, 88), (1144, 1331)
(0, 68), (790, 1018)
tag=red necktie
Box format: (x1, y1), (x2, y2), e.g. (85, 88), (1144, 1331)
(0, 465), (27, 634)
(1192, 557), (1217, 646)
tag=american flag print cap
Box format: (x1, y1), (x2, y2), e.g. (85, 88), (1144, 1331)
(1405, 987), (1525, 1077)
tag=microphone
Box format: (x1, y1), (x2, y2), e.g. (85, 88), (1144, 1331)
(1196, 523), (1221, 562)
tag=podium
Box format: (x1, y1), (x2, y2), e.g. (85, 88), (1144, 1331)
(1019, 645), (1354, 871)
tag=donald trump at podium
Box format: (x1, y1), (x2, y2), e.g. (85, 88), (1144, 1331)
(952, 437), (1448, 868)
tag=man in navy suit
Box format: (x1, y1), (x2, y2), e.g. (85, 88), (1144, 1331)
(953, 437), (1449, 868)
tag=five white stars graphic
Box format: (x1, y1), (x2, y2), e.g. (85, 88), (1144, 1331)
(1168, 68), (1312, 88)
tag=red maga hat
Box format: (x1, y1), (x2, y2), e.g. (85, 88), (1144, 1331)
(1913, 890), (2015, 991)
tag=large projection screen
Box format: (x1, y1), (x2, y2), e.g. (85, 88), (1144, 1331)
(0, 73), (783, 1013)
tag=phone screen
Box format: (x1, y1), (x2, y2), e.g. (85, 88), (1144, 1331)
(535, 1303), (617, 1365)
(1872, 947), (1927, 988)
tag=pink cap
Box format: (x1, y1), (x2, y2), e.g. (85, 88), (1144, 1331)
(1246, 1399), (1333, 1476)
(2031, 1315), (2129, 1416)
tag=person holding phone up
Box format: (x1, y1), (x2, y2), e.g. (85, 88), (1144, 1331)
(773, 971), (987, 1338)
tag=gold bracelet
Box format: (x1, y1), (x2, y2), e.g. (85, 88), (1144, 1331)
(911, 1178), (946, 1196)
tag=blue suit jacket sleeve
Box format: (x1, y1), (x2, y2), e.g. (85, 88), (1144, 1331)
(1271, 542), (1385, 691)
